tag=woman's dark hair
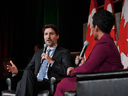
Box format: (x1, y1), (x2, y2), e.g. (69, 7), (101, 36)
(42, 24), (59, 35)
(92, 10), (115, 33)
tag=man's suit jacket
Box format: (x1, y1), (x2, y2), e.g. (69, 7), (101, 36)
(70, 33), (123, 77)
(17, 46), (72, 79)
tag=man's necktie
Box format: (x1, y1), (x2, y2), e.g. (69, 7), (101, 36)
(37, 49), (51, 81)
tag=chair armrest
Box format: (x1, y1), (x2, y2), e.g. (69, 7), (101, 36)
(76, 69), (128, 96)
(50, 77), (56, 93)
(50, 76), (69, 93)
(6, 77), (20, 90)
(76, 69), (128, 81)
(6, 78), (12, 90)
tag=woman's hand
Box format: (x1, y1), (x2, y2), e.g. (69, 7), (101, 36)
(75, 55), (85, 66)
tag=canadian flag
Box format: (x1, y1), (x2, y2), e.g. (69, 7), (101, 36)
(85, 0), (97, 59)
(118, 0), (128, 69)
(104, 0), (117, 44)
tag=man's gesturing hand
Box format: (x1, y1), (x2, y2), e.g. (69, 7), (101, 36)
(7, 60), (18, 74)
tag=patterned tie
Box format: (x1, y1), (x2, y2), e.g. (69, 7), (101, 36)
(37, 49), (51, 81)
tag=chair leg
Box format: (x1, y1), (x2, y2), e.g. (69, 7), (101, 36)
(1, 90), (16, 96)
(64, 90), (76, 96)
(37, 90), (49, 96)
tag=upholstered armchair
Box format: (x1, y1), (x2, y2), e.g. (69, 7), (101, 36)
(1, 52), (80, 96)
(2, 67), (128, 96)
(1, 77), (50, 96)
(51, 69), (128, 96)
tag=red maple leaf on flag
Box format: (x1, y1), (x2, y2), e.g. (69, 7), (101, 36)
(85, 0), (97, 59)
(118, 0), (128, 68)
(104, 0), (117, 43)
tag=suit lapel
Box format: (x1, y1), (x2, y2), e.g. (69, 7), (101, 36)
(52, 46), (61, 60)
(38, 46), (60, 69)
(47, 46), (61, 78)
(36, 49), (44, 74)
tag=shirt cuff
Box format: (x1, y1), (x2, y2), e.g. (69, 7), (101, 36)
(12, 73), (17, 77)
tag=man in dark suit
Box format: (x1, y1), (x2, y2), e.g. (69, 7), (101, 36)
(7, 24), (72, 96)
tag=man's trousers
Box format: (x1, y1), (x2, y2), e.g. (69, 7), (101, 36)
(16, 70), (50, 96)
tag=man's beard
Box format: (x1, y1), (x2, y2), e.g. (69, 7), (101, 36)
(46, 38), (54, 47)
(47, 43), (54, 47)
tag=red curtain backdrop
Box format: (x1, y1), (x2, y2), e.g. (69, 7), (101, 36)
(4, 12), (9, 58)
(0, 1), (41, 71)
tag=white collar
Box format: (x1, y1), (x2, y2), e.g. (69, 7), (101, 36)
(47, 44), (57, 51)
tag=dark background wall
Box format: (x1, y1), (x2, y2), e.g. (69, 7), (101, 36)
(0, 0), (122, 69)
(0, 0), (123, 94)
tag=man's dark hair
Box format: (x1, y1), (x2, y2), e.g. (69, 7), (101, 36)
(92, 10), (115, 33)
(42, 24), (59, 35)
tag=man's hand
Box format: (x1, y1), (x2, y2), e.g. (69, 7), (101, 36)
(67, 67), (74, 75)
(7, 60), (18, 74)
(75, 55), (85, 66)
(41, 53), (54, 64)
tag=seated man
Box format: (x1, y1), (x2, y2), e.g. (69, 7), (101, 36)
(7, 24), (72, 96)
(54, 10), (123, 96)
